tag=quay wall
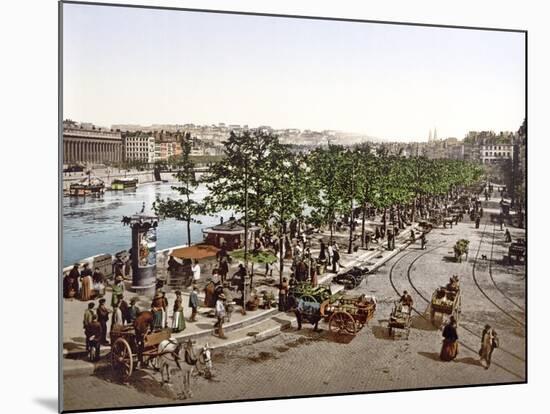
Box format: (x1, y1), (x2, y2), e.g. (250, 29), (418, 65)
(61, 243), (187, 275)
(62, 170), (176, 189)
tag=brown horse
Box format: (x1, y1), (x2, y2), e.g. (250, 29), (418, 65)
(134, 311), (154, 367)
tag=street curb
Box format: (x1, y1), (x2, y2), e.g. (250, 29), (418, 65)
(63, 224), (418, 377)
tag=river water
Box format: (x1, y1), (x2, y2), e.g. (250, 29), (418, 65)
(62, 181), (231, 267)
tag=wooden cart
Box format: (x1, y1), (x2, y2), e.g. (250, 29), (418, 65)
(323, 294), (376, 336)
(508, 239), (526, 264)
(332, 265), (369, 290)
(429, 287), (461, 327)
(388, 301), (412, 340)
(110, 326), (172, 382)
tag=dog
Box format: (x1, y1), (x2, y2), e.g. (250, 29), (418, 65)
(481, 254), (488, 260)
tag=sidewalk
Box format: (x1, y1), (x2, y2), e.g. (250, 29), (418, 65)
(63, 222), (419, 377)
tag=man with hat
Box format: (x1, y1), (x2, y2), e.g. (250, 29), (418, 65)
(111, 275), (125, 308)
(189, 285), (199, 322)
(83, 302), (96, 353)
(214, 293), (227, 339)
(171, 290), (186, 333)
(96, 298), (110, 345)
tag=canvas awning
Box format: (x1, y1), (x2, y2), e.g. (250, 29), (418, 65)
(170, 244), (220, 260)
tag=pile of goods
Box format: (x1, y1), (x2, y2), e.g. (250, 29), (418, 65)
(289, 282), (332, 302)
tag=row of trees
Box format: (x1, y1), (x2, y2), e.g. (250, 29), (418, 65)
(153, 130), (484, 282)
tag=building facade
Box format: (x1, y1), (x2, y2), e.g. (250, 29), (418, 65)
(480, 142), (514, 164)
(123, 133), (155, 163)
(63, 120), (123, 165)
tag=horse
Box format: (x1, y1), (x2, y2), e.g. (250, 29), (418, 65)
(133, 311), (154, 367)
(156, 339), (213, 399)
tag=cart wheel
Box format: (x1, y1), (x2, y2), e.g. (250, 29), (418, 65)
(111, 337), (133, 382)
(329, 311), (356, 335)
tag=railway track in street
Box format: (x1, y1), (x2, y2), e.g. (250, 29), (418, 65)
(387, 232), (525, 375)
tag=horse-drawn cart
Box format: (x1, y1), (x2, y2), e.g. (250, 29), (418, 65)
(453, 239), (470, 263)
(110, 325), (172, 382)
(323, 294), (376, 336)
(332, 264), (369, 290)
(508, 239), (526, 264)
(418, 220), (433, 233)
(429, 287), (461, 327)
(388, 301), (412, 339)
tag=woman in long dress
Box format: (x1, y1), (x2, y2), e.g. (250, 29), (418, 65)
(440, 316), (459, 361)
(171, 291), (186, 333)
(479, 324), (495, 369)
(151, 291), (164, 331)
(80, 273), (94, 301)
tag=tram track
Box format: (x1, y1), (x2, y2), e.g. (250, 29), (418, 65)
(488, 223), (525, 312)
(472, 222), (525, 328)
(387, 237), (525, 368)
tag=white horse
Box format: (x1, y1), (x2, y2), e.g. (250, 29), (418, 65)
(156, 339), (214, 399)
(156, 338), (193, 399)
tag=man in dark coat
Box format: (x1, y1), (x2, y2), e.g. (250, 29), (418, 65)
(118, 295), (129, 325)
(84, 314), (102, 361)
(96, 298), (110, 345)
(189, 285), (199, 322)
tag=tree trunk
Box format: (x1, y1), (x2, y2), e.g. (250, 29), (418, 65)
(382, 207), (387, 233)
(348, 201), (354, 254)
(279, 221), (285, 278)
(411, 194), (417, 223)
(187, 220), (191, 247)
(361, 202), (366, 249)
(397, 204), (403, 229)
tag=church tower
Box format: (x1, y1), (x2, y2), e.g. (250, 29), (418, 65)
(434, 128), (438, 141)
(428, 129), (433, 142)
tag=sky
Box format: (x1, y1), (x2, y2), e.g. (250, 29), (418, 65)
(62, 3), (525, 141)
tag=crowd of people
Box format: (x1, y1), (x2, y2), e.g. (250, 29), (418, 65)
(73, 184), (512, 371)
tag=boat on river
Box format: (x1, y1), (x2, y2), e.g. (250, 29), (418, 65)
(69, 172), (105, 197)
(111, 177), (139, 190)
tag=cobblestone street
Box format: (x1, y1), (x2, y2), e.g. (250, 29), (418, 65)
(64, 197), (525, 412)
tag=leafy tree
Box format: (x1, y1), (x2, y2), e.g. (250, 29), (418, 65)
(306, 145), (347, 243)
(153, 139), (202, 246)
(202, 130), (278, 228)
(263, 145), (308, 279)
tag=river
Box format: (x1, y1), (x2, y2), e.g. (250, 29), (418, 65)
(62, 181), (231, 267)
